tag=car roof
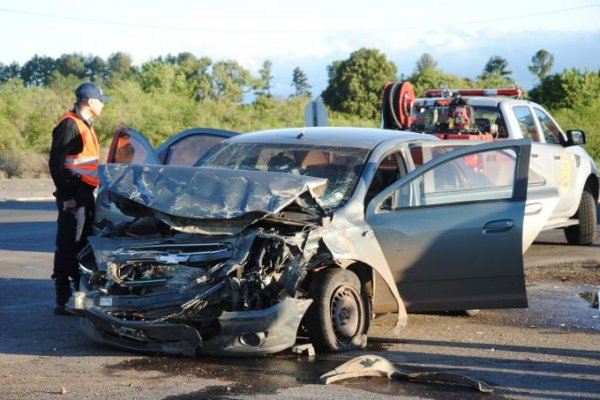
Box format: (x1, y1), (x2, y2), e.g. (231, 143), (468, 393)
(228, 127), (432, 149)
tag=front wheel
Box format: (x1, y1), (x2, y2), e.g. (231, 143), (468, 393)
(564, 188), (597, 245)
(305, 269), (369, 352)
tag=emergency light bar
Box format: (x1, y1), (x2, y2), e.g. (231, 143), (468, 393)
(425, 88), (525, 98)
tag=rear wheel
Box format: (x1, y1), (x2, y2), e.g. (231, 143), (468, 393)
(564, 188), (597, 245)
(305, 269), (368, 352)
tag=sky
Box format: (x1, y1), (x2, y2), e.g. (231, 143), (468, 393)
(1, 0), (599, 97)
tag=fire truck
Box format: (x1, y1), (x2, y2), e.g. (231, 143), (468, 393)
(381, 81), (599, 245)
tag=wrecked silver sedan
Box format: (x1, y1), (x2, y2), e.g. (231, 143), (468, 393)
(72, 127), (533, 357)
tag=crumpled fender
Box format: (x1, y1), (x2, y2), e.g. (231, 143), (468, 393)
(97, 163), (328, 235)
(320, 201), (408, 329)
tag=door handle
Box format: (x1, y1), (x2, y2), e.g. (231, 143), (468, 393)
(525, 202), (543, 215)
(531, 153), (538, 158)
(553, 155), (561, 160)
(483, 219), (514, 234)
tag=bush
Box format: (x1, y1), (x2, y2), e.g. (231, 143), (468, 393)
(0, 148), (49, 178)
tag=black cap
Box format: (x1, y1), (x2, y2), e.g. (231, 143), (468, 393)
(75, 82), (112, 103)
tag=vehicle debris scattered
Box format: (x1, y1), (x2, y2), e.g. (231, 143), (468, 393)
(320, 354), (493, 393)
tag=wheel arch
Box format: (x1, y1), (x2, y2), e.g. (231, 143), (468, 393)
(584, 173), (599, 201)
(303, 261), (406, 318)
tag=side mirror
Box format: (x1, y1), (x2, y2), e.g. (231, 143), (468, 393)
(565, 130), (586, 146)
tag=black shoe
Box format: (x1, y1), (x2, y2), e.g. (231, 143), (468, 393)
(53, 305), (74, 316)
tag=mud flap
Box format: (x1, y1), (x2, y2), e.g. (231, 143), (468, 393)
(320, 354), (493, 393)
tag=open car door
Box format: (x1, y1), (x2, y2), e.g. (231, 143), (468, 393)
(155, 128), (237, 166)
(107, 127), (237, 166)
(106, 127), (160, 165)
(366, 139), (531, 312)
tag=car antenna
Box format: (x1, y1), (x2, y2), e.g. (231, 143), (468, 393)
(297, 128), (305, 139)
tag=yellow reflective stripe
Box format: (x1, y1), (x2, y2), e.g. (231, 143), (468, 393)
(66, 166), (98, 178)
(65, 156), (98, 165)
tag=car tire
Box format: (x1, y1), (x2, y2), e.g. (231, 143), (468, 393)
(564, 188), (597, 246)
(305, 269), (368, 353)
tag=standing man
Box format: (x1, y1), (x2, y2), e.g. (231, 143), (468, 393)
(48, 82), (111, 315)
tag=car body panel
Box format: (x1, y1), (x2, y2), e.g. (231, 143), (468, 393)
(366, 139), (531, 311)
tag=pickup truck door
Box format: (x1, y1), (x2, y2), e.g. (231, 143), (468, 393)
(366, 139), (530, 312)
(510, 105), (577, 219)
(530, 106), (580, 218)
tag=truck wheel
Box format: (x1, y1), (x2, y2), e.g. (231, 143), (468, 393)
(305, 269), (368, 352)
(564, 188), (597, 245)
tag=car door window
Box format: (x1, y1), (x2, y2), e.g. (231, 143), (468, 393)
(165, 134), (229, 166)
(388, 148), (517, 208)
(513, 106), (540, 142)
(365, 151), (407, 207)
(112, 132), (151, 164)
(533, 108), (563, 144)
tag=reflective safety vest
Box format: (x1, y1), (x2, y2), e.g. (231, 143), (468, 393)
(58, 111), (100, 187)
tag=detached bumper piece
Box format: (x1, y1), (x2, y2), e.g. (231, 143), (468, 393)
(73, 296), (312, 357)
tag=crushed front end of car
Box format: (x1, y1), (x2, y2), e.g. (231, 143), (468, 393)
(70, 163), (333, 357)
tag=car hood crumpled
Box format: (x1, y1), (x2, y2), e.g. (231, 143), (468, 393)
(98, 163), (328, 235)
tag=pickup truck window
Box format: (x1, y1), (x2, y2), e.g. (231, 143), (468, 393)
(533, 108), (563, 144)
(513, 106), (540, 142)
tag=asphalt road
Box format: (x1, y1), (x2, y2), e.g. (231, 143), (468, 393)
(0, 200), (598, 400)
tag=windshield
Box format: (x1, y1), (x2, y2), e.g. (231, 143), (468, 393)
(411, 102), (506, 138)
(198, 142), (370, 209)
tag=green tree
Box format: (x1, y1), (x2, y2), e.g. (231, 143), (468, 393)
(528, 49), (554, 81)
(291, 66), (311, 97)
(20, 55), (56, 86)
(55, 53), (88, 79)
(166, 52), (213, 100)
(480, 55), (512, 79)
(211, 60), (252, 102)
(408, 53), (470, 96)
(0, 62), (21, 83)
(529, 68), (600, 109)
(415, 53), (437, 74)
(85, 55), (108, 80)
(107, 52), (133, 77)
(137, 60), (188, 95)
(321, 48), (397, 119)
(256, 59), (274, 98)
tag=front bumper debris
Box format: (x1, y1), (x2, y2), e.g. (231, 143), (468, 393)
(70, 292), (312, 357)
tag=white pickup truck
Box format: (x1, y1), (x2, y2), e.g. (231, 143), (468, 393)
(382, 82), (599, 246)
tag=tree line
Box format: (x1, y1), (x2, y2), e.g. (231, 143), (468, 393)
(0, 48), (598, 178)
(0, 52), (313, 102)
(2, 48), (598, 116)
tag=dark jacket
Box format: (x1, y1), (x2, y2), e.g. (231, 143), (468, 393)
(48, 107), (94, 200)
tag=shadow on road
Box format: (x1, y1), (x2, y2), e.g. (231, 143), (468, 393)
(0, 277), (124, 358)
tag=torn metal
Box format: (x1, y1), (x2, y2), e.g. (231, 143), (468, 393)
(320, 355), (494, 393)
(96, 163), (328, 235)
(72, 164), (343, 356)
(72, 161), (406, 356)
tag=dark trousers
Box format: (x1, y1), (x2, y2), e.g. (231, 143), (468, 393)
(52, 184), (95, 305)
